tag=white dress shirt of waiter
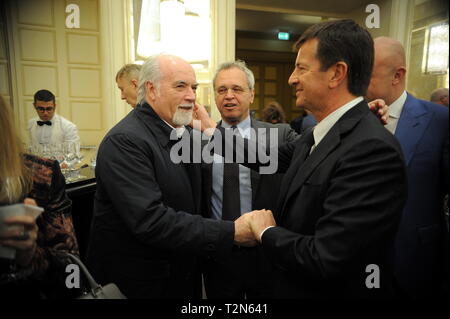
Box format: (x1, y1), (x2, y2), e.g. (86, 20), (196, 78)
(28, 89), (80, 145)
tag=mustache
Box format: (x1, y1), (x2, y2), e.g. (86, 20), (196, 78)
(178, 104), (194, 109)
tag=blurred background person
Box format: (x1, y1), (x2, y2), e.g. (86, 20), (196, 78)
(116, 64), (141, 108)
(28, 89), (80, 146)
(260, 100), (286, 124)
(0, 95), (80, 299)
(289, 108), (317, 135)
(366, 36), (449, 298)
(430, 88), (449, 107)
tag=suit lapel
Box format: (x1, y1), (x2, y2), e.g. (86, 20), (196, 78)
(394, 94), (431, 166)
(277, 102), (367, 221)
(278, 128), (340, 219)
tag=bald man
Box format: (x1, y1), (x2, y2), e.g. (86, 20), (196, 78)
(430, 88), (449, 107)
(367, 37), (449, 298)
(88, 54), (256, 298)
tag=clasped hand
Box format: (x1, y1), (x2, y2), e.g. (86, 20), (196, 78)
(233, 209), (276, 247)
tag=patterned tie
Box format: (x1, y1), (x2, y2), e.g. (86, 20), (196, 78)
(37, 120), (52, 126)
(222, 125), (241, 221)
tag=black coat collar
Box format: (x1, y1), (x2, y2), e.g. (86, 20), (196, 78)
(135, 102), (182, 148)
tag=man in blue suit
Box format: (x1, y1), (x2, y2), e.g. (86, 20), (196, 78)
(367, 37), (449, 298)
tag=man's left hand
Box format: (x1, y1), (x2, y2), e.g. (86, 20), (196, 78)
(368, 99), (389, 125)
(191, 103), (217, 134)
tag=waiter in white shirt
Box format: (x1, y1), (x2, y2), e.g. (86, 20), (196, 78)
(28, 89), (80, 145)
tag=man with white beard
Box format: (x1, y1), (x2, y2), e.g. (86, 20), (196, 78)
(87, 54), (259, 298)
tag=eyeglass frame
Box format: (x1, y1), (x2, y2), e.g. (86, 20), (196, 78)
(35, 106), (55, 112)
(215, 85), (251, 96)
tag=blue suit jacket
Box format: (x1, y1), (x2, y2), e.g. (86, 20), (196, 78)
(393, 93), (449, 297)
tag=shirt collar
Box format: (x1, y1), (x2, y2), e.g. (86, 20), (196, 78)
(49, 114), (58, 123)
(313, 96), (364, 147)
(388, 90), (407, 119)
(162, 119), (186, 138)
(136, 102), (186, 146)
(221, 114), (251, 135)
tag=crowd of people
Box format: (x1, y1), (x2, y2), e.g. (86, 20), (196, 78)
(0, 18), (448, 300)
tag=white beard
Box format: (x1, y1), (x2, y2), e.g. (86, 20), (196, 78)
(172, 105), (193, 126)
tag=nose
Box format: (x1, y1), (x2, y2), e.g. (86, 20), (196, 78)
(225, 88), (234, 99)
(185, 87), (196, 102)
(288, 71), (298, 86)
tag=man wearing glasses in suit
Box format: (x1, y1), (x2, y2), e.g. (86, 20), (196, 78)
(28, 89), (80, 145)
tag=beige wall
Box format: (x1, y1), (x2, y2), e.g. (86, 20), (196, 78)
(0, 9), (12, 108)
(4, 0), (107, 145)
(407, 0), (449, 100)
(3, 0), (236, 142)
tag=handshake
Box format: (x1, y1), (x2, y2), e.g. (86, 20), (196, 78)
(233, 209), (276, 247)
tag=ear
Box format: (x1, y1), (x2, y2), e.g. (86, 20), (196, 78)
(328, 61), (348, 89)
(131, 78), (138, 88)
(145, 81), (157, 101)
(392, 67), (406, 85)
(249, 88), (255, 104)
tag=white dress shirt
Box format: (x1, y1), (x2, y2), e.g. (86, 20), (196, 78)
(311, 96), (364, 152)
(162, 119), (186, 138)
(28, 114), (80, 145)
(211, 115), (253, 220)
(384, 91), (407, 134)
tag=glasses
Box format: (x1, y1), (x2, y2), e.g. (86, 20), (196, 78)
(216, 86), (248, 96)
(35, 106), (55, 112)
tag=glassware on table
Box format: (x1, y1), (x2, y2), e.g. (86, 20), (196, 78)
(62, 141), (84, 182)
(90, 146), (98, 167)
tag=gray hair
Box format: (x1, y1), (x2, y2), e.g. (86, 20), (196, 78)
(430, 88), (449, 102)
(213, 60), (255, 90)
(137, 54), (165, 105)
(115, 64), (141, 82)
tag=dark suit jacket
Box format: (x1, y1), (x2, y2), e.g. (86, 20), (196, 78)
(202, 119), (298, 217)
(393, 93), (449, 297)
(87, 103), (234, 299)
(290, 114), (317, 135)
(216, 101), (407, 298)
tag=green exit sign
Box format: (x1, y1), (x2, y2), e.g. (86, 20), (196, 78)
(278, 32), (290, 40)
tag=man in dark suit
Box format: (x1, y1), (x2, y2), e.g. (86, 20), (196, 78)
(195, 19), (407, 298)
(86, 54), (258, 298)
(202, 61), (298, 298)
(366, 37), (449, 298)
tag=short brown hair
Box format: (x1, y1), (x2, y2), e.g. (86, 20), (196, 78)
(261, 101), (286, 124)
